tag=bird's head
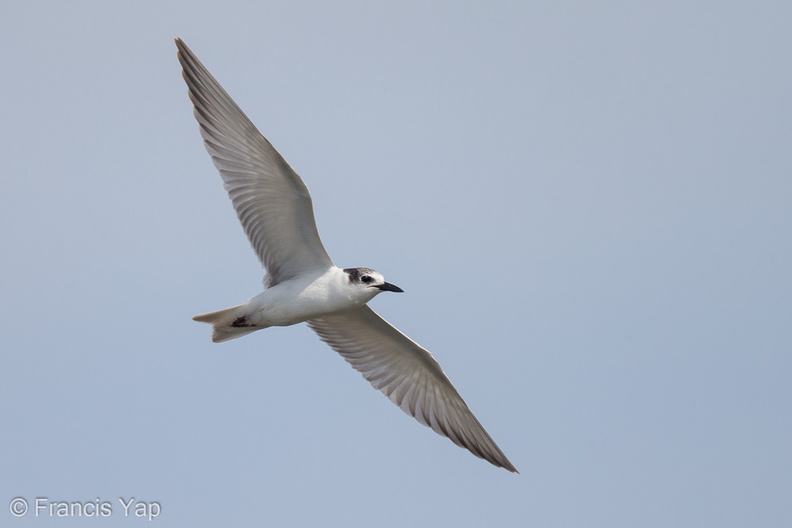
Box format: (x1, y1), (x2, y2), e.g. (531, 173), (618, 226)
(343, 267), (404, 301)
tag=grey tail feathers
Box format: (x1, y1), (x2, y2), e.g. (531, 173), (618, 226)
(193, 304), (259, 343)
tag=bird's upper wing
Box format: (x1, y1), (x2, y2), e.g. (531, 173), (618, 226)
(176, 39), (333, 285)
(307, 305), (517, 472)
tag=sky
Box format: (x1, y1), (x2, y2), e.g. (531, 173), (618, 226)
(1, 1), (791, 526)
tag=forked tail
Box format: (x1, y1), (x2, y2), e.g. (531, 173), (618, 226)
(193, 304), (258, 343)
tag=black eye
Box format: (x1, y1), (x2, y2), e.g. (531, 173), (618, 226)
(360, 275), (373, 284)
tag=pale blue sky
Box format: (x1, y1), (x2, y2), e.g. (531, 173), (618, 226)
(2, 1), (791, 526)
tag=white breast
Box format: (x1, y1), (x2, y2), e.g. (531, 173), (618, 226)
(244, 267), (376, 327)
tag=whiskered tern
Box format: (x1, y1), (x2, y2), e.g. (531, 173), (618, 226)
(176, 38), (516, 472)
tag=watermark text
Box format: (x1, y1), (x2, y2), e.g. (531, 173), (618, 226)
(9, 497), (160, 521)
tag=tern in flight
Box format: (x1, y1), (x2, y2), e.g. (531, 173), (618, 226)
(176, 38), (516, 472)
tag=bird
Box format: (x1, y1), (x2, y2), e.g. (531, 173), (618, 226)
(175, 38), (517, 473)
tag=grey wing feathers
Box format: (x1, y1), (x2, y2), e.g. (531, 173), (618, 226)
(175, 39), (333, 285)
(307, 306), (518, 472)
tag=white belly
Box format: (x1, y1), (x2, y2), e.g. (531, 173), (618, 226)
(243, 267), (374, 327)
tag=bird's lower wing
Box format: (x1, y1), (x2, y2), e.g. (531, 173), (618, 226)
(307, 305), (517, 472)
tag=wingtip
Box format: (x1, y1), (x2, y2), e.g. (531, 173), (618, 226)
(491, 455), (519, 473)
(174, 37), (190, 57)
(499, 455), (519, 474)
